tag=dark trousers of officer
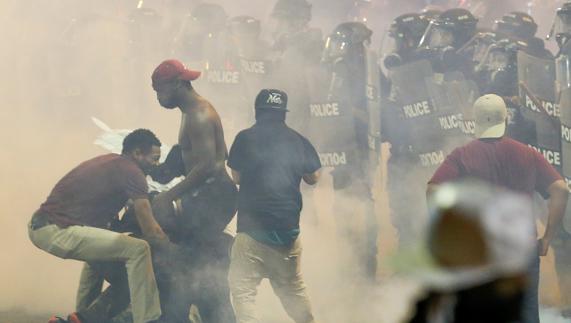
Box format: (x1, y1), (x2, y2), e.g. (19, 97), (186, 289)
(522, 251), (540, 323)
(553, 229), (571, 317)
(386, 158), (430, 249)
(331, 167), (378, 282)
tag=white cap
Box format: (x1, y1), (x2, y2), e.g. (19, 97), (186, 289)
(474, 94), (508, 139)
(400, 181), (535, 291)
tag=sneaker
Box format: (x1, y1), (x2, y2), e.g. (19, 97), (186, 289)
(67, 312), (83, 323)
(48, 316), (67, 323)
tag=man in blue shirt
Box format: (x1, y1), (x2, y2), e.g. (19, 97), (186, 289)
(227, 89), (321, 323)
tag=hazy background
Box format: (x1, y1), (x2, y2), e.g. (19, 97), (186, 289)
(0, 0), (567, 321)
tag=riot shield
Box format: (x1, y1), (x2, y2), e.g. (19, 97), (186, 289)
(517, 51), (561, 172)
(556, 51), (571, 234)
(306, 64), (361, 183)
(365, 47), (382, 169)
(560, 87), (571, 233)
(389, 59), (477, 173)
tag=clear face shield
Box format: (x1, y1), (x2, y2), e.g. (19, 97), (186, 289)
(476, 43), (517, 95)
(322, 33), (350, 63)
(379, 27), (417, 69)
(462, 31), (500, 65)
(420, 22), (455, 49)
(483, 49), (510, 72)
(228, 20), (261, 48)
(556, 54), (571, 92)
(549, 11), (571, 50)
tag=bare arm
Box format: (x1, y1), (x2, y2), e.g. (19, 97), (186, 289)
(540, 179), (569, 255)
(303, 169), (321, 185)
(132, 198), (167, 240)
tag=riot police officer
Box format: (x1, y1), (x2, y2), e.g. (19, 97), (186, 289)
(171, 2), (228, 64)
(319, 21), (379, 283)
(494, 12), (553, 59)
(416, 8), (478, 75)
(383, 9), (482, 251)
(548, 2), (571, 316)
(225, 16), (273, 129)
(269, 0), (322, 60)
(381, 12), (438, 69)
(267, 0), (324, 134)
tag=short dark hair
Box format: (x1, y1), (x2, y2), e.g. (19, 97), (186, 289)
(122, 129), (161, 154)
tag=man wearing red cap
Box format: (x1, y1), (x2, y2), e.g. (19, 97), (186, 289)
(150, 59), (237, 323)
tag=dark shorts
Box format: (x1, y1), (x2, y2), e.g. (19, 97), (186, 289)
(174, 174), (237, 244)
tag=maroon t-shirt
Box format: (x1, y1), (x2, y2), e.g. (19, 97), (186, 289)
(39, 154), (149, 228)
(429, 137), (562, 196)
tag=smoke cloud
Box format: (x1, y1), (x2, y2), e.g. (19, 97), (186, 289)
(1, 0), (567, 322)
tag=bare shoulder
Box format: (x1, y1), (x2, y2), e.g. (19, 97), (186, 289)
(183, 99), (220, 139)
(190, 98), (219, 123)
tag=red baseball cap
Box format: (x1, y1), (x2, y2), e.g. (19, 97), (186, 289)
(152, 59), (201, 85)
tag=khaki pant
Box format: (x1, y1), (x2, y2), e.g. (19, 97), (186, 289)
(28, 222), (161, 323)
(228, 233), (316, 323)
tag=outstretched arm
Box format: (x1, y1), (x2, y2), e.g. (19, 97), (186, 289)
(133, 198), (167, 240)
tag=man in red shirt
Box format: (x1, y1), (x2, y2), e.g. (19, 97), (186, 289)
(28, 129), (167, 323)
(428, 94), (569, 323)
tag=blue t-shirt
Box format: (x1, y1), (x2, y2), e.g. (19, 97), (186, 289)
(227, 120), (321, 245)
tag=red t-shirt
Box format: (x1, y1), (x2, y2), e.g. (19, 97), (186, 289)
(429, 137), (562, 196)
(39, 154), (149, 228)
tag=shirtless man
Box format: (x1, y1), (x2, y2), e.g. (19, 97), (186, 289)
(150, 59), (237, 323)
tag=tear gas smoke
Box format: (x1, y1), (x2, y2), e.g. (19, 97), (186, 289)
(0, 0), (567, 322)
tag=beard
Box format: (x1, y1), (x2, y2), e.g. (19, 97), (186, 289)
(158, 96), (178, 109)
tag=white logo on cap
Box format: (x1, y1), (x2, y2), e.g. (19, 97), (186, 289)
(267, 93), (283, 105)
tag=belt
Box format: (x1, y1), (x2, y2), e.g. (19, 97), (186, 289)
(30, 211), (52, 230)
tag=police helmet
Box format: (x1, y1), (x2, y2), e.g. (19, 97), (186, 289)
(420, 8), (478, 49)
(389, 13), (431, 46)
(494, 12), (538, 40)
(228, 16), (261, 38)
(419, 9), (442, 24)
(323, 22), (372, 61)
(549, 2), (571, 50)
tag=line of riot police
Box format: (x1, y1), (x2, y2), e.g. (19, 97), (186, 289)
(380, 2), (571, 317)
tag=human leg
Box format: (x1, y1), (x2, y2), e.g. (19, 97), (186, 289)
(28, 223), (161, 323)
(267, 238), (316, 323)
(228, 233), (265, 323)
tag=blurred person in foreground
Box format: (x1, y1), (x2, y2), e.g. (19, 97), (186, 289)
(427, 94), (569, 323)
(404, 181), (537, 323)
(227, 89), (321, 323)
(151, 59), (237, 322)
(28, 129), (167, 323)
